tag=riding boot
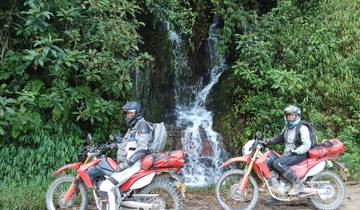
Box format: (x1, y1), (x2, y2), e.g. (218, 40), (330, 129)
(99, 191), (110, 210)
(283, 169), (305, 195)
(102, 203), (109, 210)
(99, 182), (118, 210)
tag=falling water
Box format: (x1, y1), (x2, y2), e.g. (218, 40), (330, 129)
(170, 31), (194, 109)
(171, 17), (227, 187)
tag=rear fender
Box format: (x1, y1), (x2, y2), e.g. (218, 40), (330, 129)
(53, 162), (82, 176)
(120, 167), (179, 192)
(332, 159), (350, 181)
(302, 157), (347, 180)
(304, 160), (326, 178)
(220, 156), (250, 169)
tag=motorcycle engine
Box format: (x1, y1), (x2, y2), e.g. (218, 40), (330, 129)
(270, 171), (291, 195)
(276, 181), (291, 195)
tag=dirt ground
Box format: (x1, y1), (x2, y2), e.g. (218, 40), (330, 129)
(184, 182), (360, 210)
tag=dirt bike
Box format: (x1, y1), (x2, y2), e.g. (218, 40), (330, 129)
(45, 134), (186, 210)
(215, 132), (349, 210)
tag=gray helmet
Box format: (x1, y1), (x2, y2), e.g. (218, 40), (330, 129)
(122, 101), (142, 127)
(283, 105), (301, 128)
(284, 105), (301, 116)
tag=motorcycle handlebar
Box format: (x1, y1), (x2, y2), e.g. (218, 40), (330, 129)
(101, 143), (117, 150)
(85, 143), (116, 156)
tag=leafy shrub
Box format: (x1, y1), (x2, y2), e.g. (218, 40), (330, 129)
(0, 177), (51, 210)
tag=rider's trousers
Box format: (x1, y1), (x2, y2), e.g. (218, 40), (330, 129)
(99, 161), (141, 210)
(272, 153), (307, 174)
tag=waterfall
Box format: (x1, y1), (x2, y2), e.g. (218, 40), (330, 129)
(171, 17), (227, 187)
(170, 31), (194, 109)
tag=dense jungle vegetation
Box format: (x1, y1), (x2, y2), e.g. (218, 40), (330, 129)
(0, 0), (359, 209)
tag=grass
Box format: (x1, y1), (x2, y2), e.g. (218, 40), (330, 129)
(0, 177), (52, 210)
(341, 153), (360, 180)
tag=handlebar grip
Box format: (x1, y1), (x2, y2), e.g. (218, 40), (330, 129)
(258, 140), (267, 145)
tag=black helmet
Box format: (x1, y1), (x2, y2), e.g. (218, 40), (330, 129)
(122, 101), (142, 127)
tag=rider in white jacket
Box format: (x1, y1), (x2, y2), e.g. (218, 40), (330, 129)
(266, 105), (312, 195)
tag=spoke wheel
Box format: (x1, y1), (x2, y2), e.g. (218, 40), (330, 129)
(309, 170), (345, 210)
(215, 169), (258, 210)
(46, 175), (88, 210)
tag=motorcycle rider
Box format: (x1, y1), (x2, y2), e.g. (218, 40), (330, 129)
(266, 105), (312, 196)
(99, 101), (152, 210)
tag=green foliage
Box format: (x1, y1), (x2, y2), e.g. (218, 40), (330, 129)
(0, 0), (148, 138)
(0, 122), (82, 179)
(0, 178), (51, 210)
(140, 0), (198, 38)
(0, 123), (83, 209)
(338, 126), (360, 180)
(0, 0), (150, 182)
(21, 0), (53, 35)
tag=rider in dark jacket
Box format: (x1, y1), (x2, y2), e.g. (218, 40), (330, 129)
(99, 101), (152, 210)
(266, 105), (311, 195)
(116, 101), (152, 170)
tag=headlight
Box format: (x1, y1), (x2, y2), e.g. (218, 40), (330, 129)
(242, 146), (246, 156)
(242, 140), (255, 156)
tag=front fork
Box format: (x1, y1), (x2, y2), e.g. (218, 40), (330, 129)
(239, 146), (261, 192)
(64, 155), (92, 201)
(63, 175), (79, 201)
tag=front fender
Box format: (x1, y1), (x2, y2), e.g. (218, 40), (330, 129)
(220, 156), (251, 169)
(53, 162), (82, 176)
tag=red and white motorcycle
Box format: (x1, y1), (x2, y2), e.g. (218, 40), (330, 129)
(215, 132), (349, 210)
(45, 135), (186, 210)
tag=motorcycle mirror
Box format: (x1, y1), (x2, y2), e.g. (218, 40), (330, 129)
(109, 134), (114, 141)
(254, 131), (262, 140)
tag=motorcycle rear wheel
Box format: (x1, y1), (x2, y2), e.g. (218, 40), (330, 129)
(309, 170), (345, 210)
(45, 175), (88, 210)
(139, 178), (184, 210)
(215, 169), (258, 210)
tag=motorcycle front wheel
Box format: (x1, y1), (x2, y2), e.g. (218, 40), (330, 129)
(309, 170), (345, 210)
(45, 175), (88, 210)
(215, 169), (259, 210)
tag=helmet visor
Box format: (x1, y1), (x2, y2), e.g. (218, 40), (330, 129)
(285, 112), (296, 121)
(284, 111), (296, 116)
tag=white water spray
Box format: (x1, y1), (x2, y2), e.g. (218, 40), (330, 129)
(171, 18), (227, 187)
